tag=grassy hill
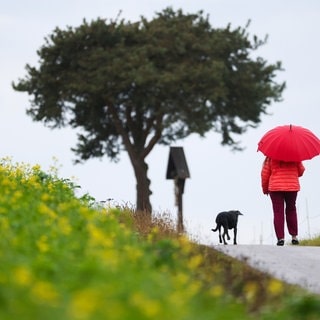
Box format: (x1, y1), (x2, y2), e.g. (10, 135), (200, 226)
(1, 158), (320, 319)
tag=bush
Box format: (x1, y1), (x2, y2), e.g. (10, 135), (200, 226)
(1, 159), (319, 319)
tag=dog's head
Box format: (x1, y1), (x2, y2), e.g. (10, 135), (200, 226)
(229, 210), (243, 216)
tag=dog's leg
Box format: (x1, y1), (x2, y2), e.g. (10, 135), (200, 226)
(233, 227), (238, 245)
(222, 227), (229, 245)
(218, 226), (223, 244)
(224, 228), (231, 242)
(224, 222), (231, 241)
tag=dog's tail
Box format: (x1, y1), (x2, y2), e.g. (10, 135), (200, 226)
(211, 225), (218, 232)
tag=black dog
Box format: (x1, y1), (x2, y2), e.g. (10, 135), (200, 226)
(211, 210), (243, 245)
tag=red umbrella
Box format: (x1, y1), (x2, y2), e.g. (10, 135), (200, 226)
(257, 124), (320, 161)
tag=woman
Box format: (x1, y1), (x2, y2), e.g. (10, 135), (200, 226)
(261, 157), (305, 246)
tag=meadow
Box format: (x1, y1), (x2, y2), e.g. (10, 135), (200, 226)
(1, 158), (320, 319)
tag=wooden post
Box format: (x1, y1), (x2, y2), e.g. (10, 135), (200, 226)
(166, 147), (190, 233)
(175, 178), (185, 233)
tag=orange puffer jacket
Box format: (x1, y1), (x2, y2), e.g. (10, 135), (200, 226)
(261, 157), (305, 194)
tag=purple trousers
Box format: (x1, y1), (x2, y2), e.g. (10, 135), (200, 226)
(269, 191), (298, 240)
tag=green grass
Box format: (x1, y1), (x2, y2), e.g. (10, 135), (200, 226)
(300, 236), (320, 246)
(1, 158), (320, 319)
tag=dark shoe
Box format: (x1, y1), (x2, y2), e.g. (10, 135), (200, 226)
(292, 239), (299, 245)
(277, 239), (285, 246)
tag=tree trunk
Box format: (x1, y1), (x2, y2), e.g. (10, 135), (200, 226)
(131, 157), (152, 215)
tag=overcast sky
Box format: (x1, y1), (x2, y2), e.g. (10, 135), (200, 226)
(2, 0), (320, 245)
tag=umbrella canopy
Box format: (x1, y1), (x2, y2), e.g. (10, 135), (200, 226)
(257, 124), (320, 161)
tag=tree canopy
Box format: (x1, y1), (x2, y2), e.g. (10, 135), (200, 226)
(13, 7), (285, 214)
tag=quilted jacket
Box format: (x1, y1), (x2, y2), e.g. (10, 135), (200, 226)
(261, 157), (305, 194)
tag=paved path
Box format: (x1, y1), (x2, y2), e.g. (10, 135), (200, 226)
(213, 245), (320, 295)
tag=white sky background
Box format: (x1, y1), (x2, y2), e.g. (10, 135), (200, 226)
(1, 0), (320, 245)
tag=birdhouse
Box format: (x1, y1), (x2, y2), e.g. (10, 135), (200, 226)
(166, 147), (190, 181)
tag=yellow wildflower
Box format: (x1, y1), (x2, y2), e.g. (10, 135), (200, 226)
(147, 226), (165, 242)
(130, 292), (161, 318)
(267, 279), (284, 296)
(187, 254), (203, 270)
(124, 245), (143, 262)
(12, 190), (23, 202)
(58, 217), (72, 235)
(41, 193), (51, 202)
(178, 235), (193, 255)
(87, 223), (113, 248)
(0, 217), (9, 229)
(38, 203), (57, 220)
(0, 177), (11, 188)
(209, 285), (224, 298)
(31, 281), (59, 306)
(244, 281), (259, 301)
(99, 248), (119, 269)
(13, 266), (33, 286)
(173, 272), (189, 286)
(186, 281), (201, 297)
(27, 175), (42, 190)
(36, 235), (49, 253)
(79, 207), (92, 219)
(69, 288), (100, 319)
(32, 164), (41, 172)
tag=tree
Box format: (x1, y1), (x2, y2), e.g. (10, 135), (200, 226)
(13, 8), (285, 214)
